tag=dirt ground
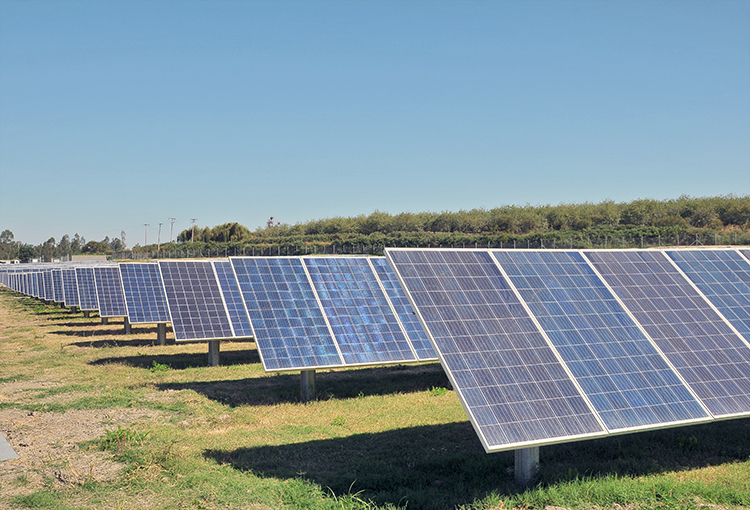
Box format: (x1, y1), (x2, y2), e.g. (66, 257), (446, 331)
(0, 378), (160, 501)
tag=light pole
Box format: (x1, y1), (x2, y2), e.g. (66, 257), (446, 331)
(169, 218), (176, 243)
(143, 224), (149, 246)
(191, 219), (197, 243)
(157, 223), (162, 252)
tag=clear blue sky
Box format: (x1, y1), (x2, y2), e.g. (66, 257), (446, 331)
(1, 0), (748, 246)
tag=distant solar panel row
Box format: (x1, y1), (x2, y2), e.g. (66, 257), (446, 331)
(386, 248), (750, 453)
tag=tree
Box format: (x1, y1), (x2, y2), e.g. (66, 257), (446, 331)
(71, 234), (83, 253)
(18, 244), (37, 263)
(110, 238), (123, 251)
(0, 229), (16, 259)
(58, 234), (71, 255)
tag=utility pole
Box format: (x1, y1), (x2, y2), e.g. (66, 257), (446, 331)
(169, 218), (176, 243)
(191, 219), (197, 243)
(143, 224), (149, 246)
(157, 223), (163, 251)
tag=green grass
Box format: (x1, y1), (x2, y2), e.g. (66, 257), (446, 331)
(1, 287), (750, 509)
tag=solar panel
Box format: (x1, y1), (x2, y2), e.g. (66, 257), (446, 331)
(76, 267), (99, 311)
(62, 269), (80, 308)
(0, 431), (18, 461)
(42, 270), (54, 301)
(370, 257), (438, 361)
(387, 249), (607, 452)
(491, 251), (708, 431)
(52, 269), (64, 303)
(158, 261), (234, 342)
(585, 250), (750, 418)
(666, 250), (750, 341)
(304, 257), (417, 365)
(119, 263), (170, 324)
(231, 257), (343, 371)
(93, 266), (128, 318)
(212, 260), (254, 339)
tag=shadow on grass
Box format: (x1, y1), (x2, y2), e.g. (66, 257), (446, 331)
(89, 342), (260, 369)
(158, 363), (451, 406)
(204, 418), (750, 510)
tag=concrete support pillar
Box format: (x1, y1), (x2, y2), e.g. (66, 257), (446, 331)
(124, 317), (131, 334)
(208, 340), (220, 367)
(157, 323), (167, 346)
(101, 317), (109, 325)
(83, 310), (91, 318)
(515, 447), (539, 486)
(301, 369), (316, 402)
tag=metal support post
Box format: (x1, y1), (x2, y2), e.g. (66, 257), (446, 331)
(301, 369), (316, 402)
(60, 302), (66, 309)
(83, 310), (90, 318)
(157, 323), (166, 346)
(101, 317), (109, 325)
(515, 447), (539, 486)
(124, 317), (131, 334)
(208, 340), (220, 367)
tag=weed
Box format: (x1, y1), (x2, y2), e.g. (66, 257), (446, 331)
(150, 360), (171, 372)
(427, 386), (448, 396)
(332, 415), (347, 426)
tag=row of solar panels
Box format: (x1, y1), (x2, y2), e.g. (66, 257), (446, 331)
(0, 257), (438, 371)
(385, 247), (750, 452)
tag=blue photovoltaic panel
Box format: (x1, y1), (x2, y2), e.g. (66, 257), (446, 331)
(119, 263), (170, 324)
(31, 272), (40, 298)
(231, 257), (342, 371)
(304, 257), (417, 365)
(370, 257), (437, 361)
(212, 260), (254, 338)
(159, 261), (234, 341)
(387, 249), (606, 452)
(42, 270), (54, 301)
(52, 269), (64, 303)
(492, 251), (708, 431)
(94, 266), (128, 317)
(667, 250), (750, 341)
(585, 251), (750, 417)
(76, 267), (99, 311)
(62, 269), (80, 307)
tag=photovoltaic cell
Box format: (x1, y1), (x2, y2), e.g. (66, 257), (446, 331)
(492, 251), (708, 430)
(667, 250), (750, 342)
(62, 269), (80, 307)
(387, 249), (606, 452)
(212, 260), (254, 338)
(42, 270), (54, 301)
(94, 266), (128, 317)
(119, 263), (170, 324)
(52, 269), (64, 303)
(76, 267), (99, 311)
(585, 250), (750, 417)
(370, 257), (437, 361)
(231, 257), (342, 371)
(304, 257), (417, 365)
(159, 261), (234, 341)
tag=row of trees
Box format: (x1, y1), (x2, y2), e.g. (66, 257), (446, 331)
(248, 195), (750, 238)
(168, 195), (749, 244)
(4, 195), (749, 260)
(0, 230), (126, 262)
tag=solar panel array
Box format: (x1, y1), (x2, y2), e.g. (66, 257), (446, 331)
(119, 263), (170, 324)
(230, 256), (437, 372)
(76, 267), (100, 311)
(93, 266), (128, 318)
(387, 248), (750, 452)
